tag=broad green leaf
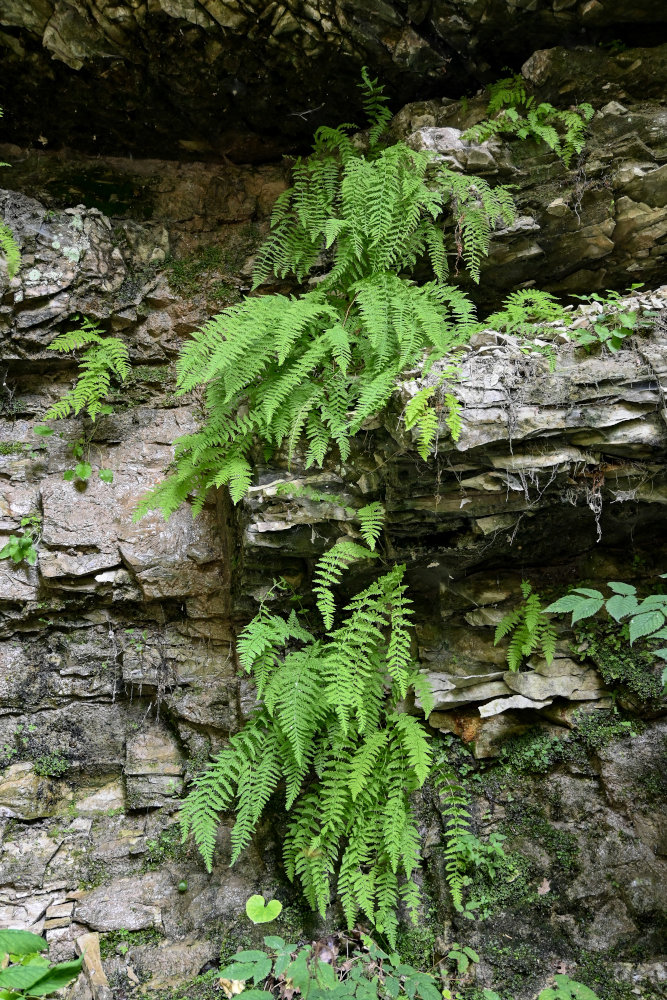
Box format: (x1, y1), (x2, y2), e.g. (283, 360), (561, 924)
(607, 582), (636, 596)
(220, 959), (272, 985)
(0, 930), (47, 957)
(26, 957), (83, 996)
(635, 596), (667, 613)
(0, 966), (49, 990)
(245, 895), (282, 924)
(98, 468), (114, 483)
(262, 936), (286, 950)
(384, 975), (400, 998)
(605, 594), (638, 622)
(63, 469), (76, 481)
(572, 588), (604, 598)
(33, 426), (54, 437)
(75, 462), (92, 481)
(629, 611), (665, 643)
(571, 598), (604, 623)
(545, 595), (586, 614)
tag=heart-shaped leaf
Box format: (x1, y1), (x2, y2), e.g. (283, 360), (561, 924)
(245, 894), (282, 924)
(75, 462), (92, 481)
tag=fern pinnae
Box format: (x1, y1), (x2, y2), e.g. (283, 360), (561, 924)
(313, 539), (376, 630)
(0, 219), (20, 279)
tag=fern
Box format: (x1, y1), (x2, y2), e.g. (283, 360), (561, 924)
(181, 563), (433, 947)
(137, 75), (520, 517)
(464, 74), (593, 167)
(404, 357), (465, 459)
(44, 318), (130, 422)
(495, 581), (557, 671)
(433, 763), (472, 912)
(357, 502), (385, 550)
(0, 219), (20, 279)
(0, 107), (21, 280)
(485, 289), (566, 335)
(313, 539), (376, 630)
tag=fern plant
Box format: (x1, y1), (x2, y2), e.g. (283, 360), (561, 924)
(136, 73), (518, 517)
(494, 581), (557, 672)
(433, 763), (472, 913)
(43, 317), (130, 421)
(33, 317), (130, 484)
(0, 107), (21, 280)
(274, 485), (386, 552)
(181, 562), (436, 946)
(464, 75), (594, 167)
(403, 359), (464, 460)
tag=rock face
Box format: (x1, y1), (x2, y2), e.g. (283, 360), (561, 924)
(1, 2), (666, 159)
(1, 39), (667, 997)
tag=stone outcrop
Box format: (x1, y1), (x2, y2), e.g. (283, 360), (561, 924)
(1, 48), (667, 997)
(1, 3), (666, 159)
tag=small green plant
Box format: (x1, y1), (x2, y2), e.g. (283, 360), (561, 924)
(219, 936), (447, 1000)
(446, 943), (479, 976)
(125, 628), (148, 655)
(0, 928), (82, 998)
(569, 286), (651, 352)
(494, 581), (557, 672)
(0, 514), (41, 567)
(245, 895), (283, 924)
(0, 107), (21, 280)
(33, 753), (68, 778)
(34, 317), (129, 483)
(547, 577), (667, 660)
(463, 75), (594, 167)
(538, 975), (600, 1000)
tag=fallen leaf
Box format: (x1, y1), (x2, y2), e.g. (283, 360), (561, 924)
(537, 878), (551, 896)
(219, 978), (246, 997)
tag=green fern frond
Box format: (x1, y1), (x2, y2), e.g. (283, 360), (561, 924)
(44, 319), (130, 422)
(495, 581), (555, 671)
(0, 219), (20, 279)
(313, 539), (376, 630)
(357, 501), (385, 551)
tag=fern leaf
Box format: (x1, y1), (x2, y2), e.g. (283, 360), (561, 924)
(357, 501), (385, 551)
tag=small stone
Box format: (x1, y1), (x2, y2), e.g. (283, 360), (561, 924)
(478, 694), (553, 717)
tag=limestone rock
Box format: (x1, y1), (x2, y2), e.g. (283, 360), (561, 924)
(125, 726), (184, 810)
(74, 874), (166, 932)
(0, 763), (64, 820)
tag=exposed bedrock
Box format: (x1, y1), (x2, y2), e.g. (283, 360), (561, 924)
(1, 185), (666, 995)
(0, 2), (666, 159)
(1, 29), (667, 995)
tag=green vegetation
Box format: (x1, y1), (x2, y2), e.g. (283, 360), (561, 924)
(33, 753), (68, 778)
(0, 928), (82, 998)
(463, 75), (594, 167)
(181, 562), (434, 946)
(494, 581), (557, 672)
(0, 514), (41, 567)
(0, 107), (21, 280)
(99, 927), (164, 960)
(135, 70), (517, 515)
(548, 578), (667, 701)
(33, 316), (128, 482)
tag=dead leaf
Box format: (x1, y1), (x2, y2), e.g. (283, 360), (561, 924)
(218, 978), (247, 997)
(537, 878), (551, 896)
